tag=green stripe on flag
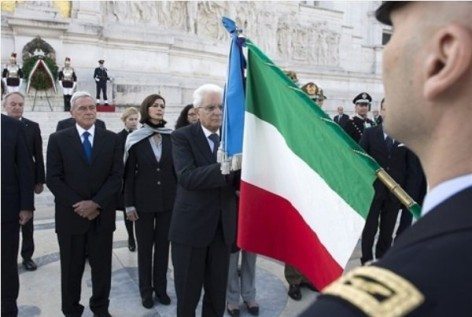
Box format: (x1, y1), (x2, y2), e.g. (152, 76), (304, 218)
(245, 40), (379, 218)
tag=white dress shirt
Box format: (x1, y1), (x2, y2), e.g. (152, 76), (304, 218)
(422, 173), (472, 216)
(76, 123), (95, 146)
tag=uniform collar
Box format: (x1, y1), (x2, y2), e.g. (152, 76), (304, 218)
(422, 173), (472, 216)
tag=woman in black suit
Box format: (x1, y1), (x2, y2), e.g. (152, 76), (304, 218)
(117, 107), (139, 252)
(124, 94), (176, 309)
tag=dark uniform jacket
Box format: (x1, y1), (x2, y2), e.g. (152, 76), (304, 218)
(93, 67), (109, 83)
(46, 126), (123, 234)
(124, 134), (177, 213)
(1, 115), (34, 223)
(300, 186), (472, 317)
(344, 115), (375, 143)
(56, 117), (106, 131)
(169, 123), (237, 247)
(21, 117), (45, 185)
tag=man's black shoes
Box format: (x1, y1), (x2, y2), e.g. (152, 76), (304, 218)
(22, 259), (37, 271)
(156, 292), (171, 305)
(142, 297), (154, 309)
(288, 284), (302, 300)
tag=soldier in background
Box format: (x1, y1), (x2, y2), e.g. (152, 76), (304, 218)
(2, 53), (23, 93)
(343, 92), (375, 143)
(58, 57), (77, 112)
(93, 59), (110, 106)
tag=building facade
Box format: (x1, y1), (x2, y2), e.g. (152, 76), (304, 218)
(1, 1), (390, 115)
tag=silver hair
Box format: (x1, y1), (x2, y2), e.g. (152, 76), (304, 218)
(70, 91), (94, 110)
(70, 91), (95, 110)
(2, 91), (25, 107)
(193, 84), (223, 108)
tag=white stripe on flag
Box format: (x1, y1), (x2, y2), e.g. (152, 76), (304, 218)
(242, 112), (365, 267)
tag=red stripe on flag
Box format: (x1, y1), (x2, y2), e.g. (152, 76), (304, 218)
(238, 181), (343, 290)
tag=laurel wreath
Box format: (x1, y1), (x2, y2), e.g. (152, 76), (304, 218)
(22, 56), (58, 91)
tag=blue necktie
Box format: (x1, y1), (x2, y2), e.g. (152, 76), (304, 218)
(82, 131), (92, 164)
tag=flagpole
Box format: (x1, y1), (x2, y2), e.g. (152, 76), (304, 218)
(376, 169), (422, 219)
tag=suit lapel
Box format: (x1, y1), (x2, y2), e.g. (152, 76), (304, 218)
(66, 127), (89, 165)
(142, 137), (160, 165)
(192, 124), (213, 163)
(91, 128), (106, 164)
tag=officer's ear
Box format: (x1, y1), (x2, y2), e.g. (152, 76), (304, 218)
(423, 23), (472, 101)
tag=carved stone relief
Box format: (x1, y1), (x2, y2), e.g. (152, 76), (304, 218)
(99, 1), (341, 65)
(196, 1), (228, 41)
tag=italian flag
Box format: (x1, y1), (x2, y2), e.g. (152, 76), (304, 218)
(238, 41), (379, 290)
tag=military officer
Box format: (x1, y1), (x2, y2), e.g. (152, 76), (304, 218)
(300, 2), (472, 316)
(58, 57), (77, 111)
(2, 53), (23, 93)
(93, 59), (110, 106)
(343, 92), (375, 143)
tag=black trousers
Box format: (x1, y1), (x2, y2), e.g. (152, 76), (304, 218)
(57, 228), (113, 316)
(121, 211), (135, 243)
(172, 225), (231, 317)
(1, 221), (20, 317)
(361, 193), (400, 264)
(135, 211), (171, 298)
(20, 216), (34, 260)
(95, 81), (107, 101)
(63, 95), (72, 112)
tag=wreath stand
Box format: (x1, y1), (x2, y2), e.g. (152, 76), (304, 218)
(31, 88), (54, 111)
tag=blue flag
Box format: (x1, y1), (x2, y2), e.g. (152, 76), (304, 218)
(219, 17), (246, 173)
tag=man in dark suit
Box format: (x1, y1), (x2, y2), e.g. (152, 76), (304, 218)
(3, 91), (45, 271)
(343, 92), (375, 143)
(300, 2), (472, 316)
(359, 100), (418, 264)
(333, 106), (349, 128)
(47, 91), (123, 317)
(1, 112), (34, 317)
(169, 84), (237, 317)
(56, 117), (106, 131)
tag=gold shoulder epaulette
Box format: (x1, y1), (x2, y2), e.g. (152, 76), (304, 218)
(323, 266), (424, 317)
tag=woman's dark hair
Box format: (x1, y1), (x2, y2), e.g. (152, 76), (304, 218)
(139, 94), (166, 124)
(175, 104), (195, 129)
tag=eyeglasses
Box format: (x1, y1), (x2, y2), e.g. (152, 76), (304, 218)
(198, 104), (223, 112)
